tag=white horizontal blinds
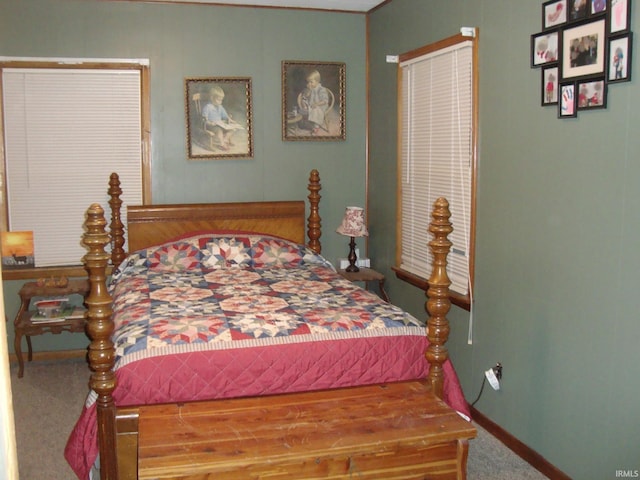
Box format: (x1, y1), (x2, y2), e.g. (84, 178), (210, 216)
(3, 68), (143, 267)
(399, 41), (473, 295)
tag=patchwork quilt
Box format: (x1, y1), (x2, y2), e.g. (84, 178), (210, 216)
(65, 234), (470, 479)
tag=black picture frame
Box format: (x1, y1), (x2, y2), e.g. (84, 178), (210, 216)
(608, 32), (633, 82)
(591, 0), (608, 15)
(532, 30), (561, 67)
(544, 0), (569, 29)
(568, 0), (590, 22)
(577, 77), (607, 108)
(561, 18), (607, 80)
(542, 65), (560, 105)
(534, 0), (632, 118)
(609, 0), (631, 34)
(559, 81), (578, 117)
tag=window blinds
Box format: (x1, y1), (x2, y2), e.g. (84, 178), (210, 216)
(2, 68), (143, 267)
(399, 41), (473, 295)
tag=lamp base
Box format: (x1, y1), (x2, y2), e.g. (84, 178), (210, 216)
(346, 236), (359, 272)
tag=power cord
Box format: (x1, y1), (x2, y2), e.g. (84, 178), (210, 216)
(471, 363), (502, 407)
(470, 375), (487, 407)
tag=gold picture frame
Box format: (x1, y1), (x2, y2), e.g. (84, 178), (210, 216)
(185, 77), (253, 159)
(282, 60), (345, 141)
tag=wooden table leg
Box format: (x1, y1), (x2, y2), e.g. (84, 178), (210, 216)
(378, 279), (390, 303)
(26, 335), (33, 362)
(14, 330), (24, 378)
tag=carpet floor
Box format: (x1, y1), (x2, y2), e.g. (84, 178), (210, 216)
(10, 358), (548, 479)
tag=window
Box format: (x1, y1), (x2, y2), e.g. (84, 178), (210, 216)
(1, 58), (151, 270)
(394, 33), (478, 310)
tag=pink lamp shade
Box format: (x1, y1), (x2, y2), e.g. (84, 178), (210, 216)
(336, 206), (369, 237)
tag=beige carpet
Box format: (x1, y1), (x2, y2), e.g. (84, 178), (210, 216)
(10, 358), (548, 480)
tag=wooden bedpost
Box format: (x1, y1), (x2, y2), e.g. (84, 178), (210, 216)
(426, 197), (453, 399)
(108, 173), (126, 268)
(307, 169), (322, 254)
(83, 204), (118, 480)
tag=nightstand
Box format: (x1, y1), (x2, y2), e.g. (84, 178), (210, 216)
(13, 279), (89, 378)
(337, 267), (390, 303)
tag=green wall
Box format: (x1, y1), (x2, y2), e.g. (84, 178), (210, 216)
(3, 0), (640, 478)
(369, 1), (640, 479)
(0, 0), (366, 352)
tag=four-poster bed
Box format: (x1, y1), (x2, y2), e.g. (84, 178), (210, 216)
(65, 169), (475, 479)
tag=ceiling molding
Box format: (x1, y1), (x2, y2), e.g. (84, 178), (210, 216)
(126, 0), (386, 13)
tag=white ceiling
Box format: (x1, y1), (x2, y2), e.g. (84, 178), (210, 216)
(141, 0), (386, 13)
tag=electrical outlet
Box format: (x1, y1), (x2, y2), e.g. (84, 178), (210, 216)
(494, 362), (502, 381)
(485, 363), (502, 391)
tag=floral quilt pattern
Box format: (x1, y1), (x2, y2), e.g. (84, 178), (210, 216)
(108, 234), (424, 368)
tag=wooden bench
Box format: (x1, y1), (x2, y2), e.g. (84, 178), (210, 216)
(116, 380), (475, 480)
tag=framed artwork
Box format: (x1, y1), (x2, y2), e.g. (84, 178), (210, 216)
(531, 31), (560, 67)
(609, 0), (631, 34)
(0, 231), (34, 269)
(559, 81), (578, 117)
(185, 77), (253, 160)
(544, 0), (568, 29)
(561, 18), (606, 79)
(533, 0), (632, 117)
(282, 60), (345, 141)
(577, 78), (607, 108)
(591, 0), (607, 14)
(542, 65), (560, 105)
(608, 33), (633, 82)
(568, 0), (589, 21)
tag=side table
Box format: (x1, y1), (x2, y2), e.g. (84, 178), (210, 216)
(337, 267), (390, 303)
(13, 279), (89, 378)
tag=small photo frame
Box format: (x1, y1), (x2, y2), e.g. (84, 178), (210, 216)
(559, 81), (578, 117)
(577, 78), (607, 108)
(561, 18), (606, 80)
(185, 77), (253, 160)
(608, 33), (633, 82)
(282, 60), (345, 141)
(568, 0), (589, 22)
(0, 231), (35, 269)
(531, 31), (560, 67)
(609, 0), (631, 34)
(543, 0), (568, 29)
(591, 0), (607, 15)
(542, 65), (560, 105)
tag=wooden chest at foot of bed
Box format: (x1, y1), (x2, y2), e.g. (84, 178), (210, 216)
(132, 380), (476, 480)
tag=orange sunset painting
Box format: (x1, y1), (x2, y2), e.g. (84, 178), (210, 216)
(1, 231), (34, 269)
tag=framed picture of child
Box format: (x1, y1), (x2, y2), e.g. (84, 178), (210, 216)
(608, 33), (633, 82)
(542, 65), (559, 105)
(185, 77), (253, 159)
(282, 60), (346, 141)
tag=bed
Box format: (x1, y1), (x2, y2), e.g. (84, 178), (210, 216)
(65, 169), (474, 480)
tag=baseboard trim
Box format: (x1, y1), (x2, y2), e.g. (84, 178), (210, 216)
(470, 406), (571, 480)
(9, 349), (86, 364)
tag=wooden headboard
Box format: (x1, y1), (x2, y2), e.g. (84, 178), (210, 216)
(107, 169), (322, 266)
(126, 201), (306, 253)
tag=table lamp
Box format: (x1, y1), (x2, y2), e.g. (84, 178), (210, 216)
(336, 206), (369, 272)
